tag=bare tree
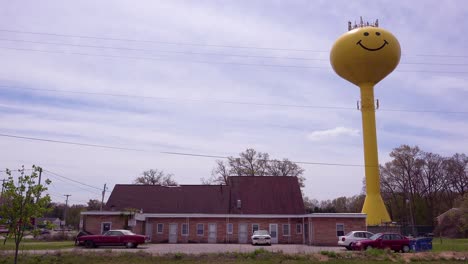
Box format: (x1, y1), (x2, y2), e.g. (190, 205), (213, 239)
(134, 169), (177, 186)
(202, 148), (305, 186)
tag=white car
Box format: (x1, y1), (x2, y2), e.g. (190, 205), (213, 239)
(251, 230), (271, 245)
(338, 231), (374, 250)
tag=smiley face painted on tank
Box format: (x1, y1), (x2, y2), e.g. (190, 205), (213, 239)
(330, 26), (401, 86)
(356, 30), (388, 51)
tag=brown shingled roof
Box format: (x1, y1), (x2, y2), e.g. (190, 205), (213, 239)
(229, 176), (305, 214)
(105, 176), (304, 215)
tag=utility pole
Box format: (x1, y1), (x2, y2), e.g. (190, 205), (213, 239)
(63, 194), (71, 229)
(100, 183), (107, 211)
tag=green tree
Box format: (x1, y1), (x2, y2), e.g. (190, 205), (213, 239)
(0, 166), (51, 264)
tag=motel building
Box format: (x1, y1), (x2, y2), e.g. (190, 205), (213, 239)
(81, 176), (366, 246)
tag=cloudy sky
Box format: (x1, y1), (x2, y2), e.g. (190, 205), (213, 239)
(1, 0), (467, 205)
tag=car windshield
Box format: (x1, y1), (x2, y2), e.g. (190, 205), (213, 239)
(345, 231), (353, 236)
(253, 230), (269, 236)
(369, 233), (382, 240)
(120, 230), (136, 235)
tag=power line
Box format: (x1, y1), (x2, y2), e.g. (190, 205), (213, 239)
(0, 133), (145, 152)
(0, 46), (330, 70)
(43, 170), (102, 195)
(1, 28), (468, 58)
(0, 38), (329, 62)
(1, 85), (467, 114)
(0, 132), (371, 168)
(0, 29), (328, 53)
(3, 46), (468, 74)
(43, 169), (108, 191)
(1, 38), (466, 67)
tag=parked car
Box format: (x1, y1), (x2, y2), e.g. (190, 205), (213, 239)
(251, 230), (271, 246)
(76, 229), (146, 248)
(338, 231), (374, 250)
(74, 230), (93, 245)
(351, 233), (411, 253)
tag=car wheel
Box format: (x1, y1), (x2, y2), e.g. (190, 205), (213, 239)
(126, 242), (135, 248)
(85, 240), (95, 248)
(402, 245), (410, 253)
(366, 245), (373, 251)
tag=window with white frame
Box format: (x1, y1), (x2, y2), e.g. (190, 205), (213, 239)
(282, 224), (290, 236)
(296, 223), (302, 234)
(197, 223), (204, 236)
(336, 224), (344, 237)
(227, 223), (233, 234)
(181, 223), (188, 236)
(252, 224), (259, 233)
(157, 223), (164, 234)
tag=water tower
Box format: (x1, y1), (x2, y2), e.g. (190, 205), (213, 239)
(330, 18), (401, 225)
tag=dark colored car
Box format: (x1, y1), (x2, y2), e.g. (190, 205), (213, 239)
(76, 229), (146, 248)
(351, 233), (411, 253)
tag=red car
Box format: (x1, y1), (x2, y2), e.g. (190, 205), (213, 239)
(351, 233), (411, 253)
(77, 229), (146, 248)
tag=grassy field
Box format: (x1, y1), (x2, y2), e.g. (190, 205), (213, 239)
(432, 238), (468, 252)
(0, 240), (74, 251)
(0, 250), (466, 264)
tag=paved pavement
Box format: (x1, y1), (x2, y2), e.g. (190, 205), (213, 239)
(68, 244), (345, 255)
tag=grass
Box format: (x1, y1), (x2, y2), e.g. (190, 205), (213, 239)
(432, 238), (468, 252)
(0, 251), (466, 264)
(0, 239), (74, 251)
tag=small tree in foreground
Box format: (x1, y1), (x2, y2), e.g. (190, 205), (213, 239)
(0, 166), (51, 264)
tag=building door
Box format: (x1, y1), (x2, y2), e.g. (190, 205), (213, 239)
(269, 224), (278, 244)
(169, 223), (178, 243)
(101, 222), (111, 234)
(304, 223), (309, 244)
(145, 222), (153, 242)
(208, 223), (217, 243)
(238, 223), (248, 244)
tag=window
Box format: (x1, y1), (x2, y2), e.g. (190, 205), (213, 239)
(252, 224), (259, 233)
(227, 223), (233, 234)
(336, 224), (344, 237)
(197, 223), (204, 236)
(181, 223), (188, 236)
(282, 224), (290, 236)
(296, 223), (302, 234)
(157, 223), (164, 234)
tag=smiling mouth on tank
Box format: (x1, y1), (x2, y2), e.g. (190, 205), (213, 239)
(356, 40), (389, 51)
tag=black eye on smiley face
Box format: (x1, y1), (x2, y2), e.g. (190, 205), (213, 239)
(363, 32), (381, 36)
(357, 31), (388, 51)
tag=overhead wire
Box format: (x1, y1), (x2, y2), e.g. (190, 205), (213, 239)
(1, 28), (468, 58)
(2, 46), (467, 74)
(1, 85), (467, 114)
(1, 38), (467, 67)
(0, 133), (371, 167)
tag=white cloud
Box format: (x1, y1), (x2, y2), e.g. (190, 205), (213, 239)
(306, 127), (360, 141)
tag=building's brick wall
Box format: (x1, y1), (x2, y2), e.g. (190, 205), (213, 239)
(145, 217), (305, 244)
(83, 214), (365, 245)
(310, 217), (366, 246)
(83, 215), (127, 234)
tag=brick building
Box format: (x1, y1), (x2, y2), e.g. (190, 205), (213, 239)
(81, 176), (366, 245)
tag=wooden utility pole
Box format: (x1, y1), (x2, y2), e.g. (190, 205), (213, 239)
(63, 194), (71, 228)
(100, 183), (107, 211)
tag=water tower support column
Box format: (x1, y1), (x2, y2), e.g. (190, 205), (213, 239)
(359, 83), (390, 225)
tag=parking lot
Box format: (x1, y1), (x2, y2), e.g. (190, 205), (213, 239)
(69, 243), (344, 255)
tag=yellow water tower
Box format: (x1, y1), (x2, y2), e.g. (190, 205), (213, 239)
(330, 19), (401, 225)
